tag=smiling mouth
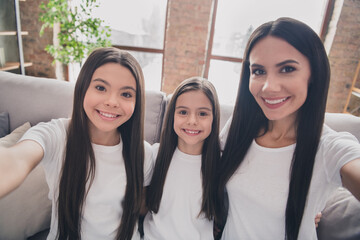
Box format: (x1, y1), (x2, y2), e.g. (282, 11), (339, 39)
(183, 129), (201, 134)
(97, 110), (120, 118)
(263, 97), (289, 105)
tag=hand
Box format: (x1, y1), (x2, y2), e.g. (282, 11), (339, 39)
(315, 212), (322, 228)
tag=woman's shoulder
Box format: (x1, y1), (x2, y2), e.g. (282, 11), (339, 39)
(319, 124), (360, 162)
(321, 124), (359, 144)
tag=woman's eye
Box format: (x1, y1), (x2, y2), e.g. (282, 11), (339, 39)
(252, 69), (265, 75)
(281, 66), (295, 73)
(121, 92), (133, 98)
(95, 85), (106, 91)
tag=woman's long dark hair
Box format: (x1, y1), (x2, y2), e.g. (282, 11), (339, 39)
(57, 47), (145, 239)
(216, 17), (330, 240)
(147, 77), (221, 220)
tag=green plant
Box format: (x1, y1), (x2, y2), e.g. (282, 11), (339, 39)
(39, 0), (111, 65)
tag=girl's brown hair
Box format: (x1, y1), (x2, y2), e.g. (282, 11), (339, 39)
(57, 47), (145, 239)
(147, 77), (221, 220)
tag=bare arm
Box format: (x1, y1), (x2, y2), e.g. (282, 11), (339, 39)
(340, 158), (360, 201)
(0, 140), (44, 198)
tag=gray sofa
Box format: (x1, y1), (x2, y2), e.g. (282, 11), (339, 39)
(0, 71), (359, 239)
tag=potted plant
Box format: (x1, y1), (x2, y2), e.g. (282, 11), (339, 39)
(39, 0), (111, 80)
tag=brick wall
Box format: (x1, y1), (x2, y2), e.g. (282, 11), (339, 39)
(326, 0), (360, 112)
(20, 0), (55, 78)
(161, 0), (213, 94)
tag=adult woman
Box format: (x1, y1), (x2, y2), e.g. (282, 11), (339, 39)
(216, 18), (360, 240)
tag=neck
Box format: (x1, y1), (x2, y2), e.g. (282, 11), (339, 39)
(91, 131), (120, 146)
(257, 117), (297, 148)
(177, 142), (203, 155)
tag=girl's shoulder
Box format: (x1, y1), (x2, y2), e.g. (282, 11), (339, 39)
(21, 118), (70, 142)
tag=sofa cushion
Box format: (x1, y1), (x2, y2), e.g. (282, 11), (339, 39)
(0, 111), (9, 138)
(0, 122), (51, 240)
(317, 187), (360, 240)
(0, 121), (30, 147)
(144, 90), (167, 144)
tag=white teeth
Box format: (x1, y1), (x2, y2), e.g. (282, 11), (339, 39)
(185, 129), (200, 134)
(264, 97), (287, 104)
(99, 111), (118, 118)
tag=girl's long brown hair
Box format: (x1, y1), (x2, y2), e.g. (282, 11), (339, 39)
(57, 47), (145, 239)
(146, 77), (221, 220)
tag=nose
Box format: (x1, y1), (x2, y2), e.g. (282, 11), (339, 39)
(187, 113), (198, 125)
(105, 93), (120, 108)
(262, 74), (281, 92)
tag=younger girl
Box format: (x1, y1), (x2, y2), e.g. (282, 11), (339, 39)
(144, 77), (221, 239)
(0, 47), (153, 239)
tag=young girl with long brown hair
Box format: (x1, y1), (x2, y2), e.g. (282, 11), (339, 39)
(144, 77), (221, 239)
(0, 47), (153, 239)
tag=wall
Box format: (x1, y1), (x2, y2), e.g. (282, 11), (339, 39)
(161, 0), (214, 93)
(326, 0), (360, 112)
(20, 0), (55, 78)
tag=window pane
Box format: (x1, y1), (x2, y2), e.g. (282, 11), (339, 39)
(126, 51), (163, 91)
(212, 0), (328, 58)
(93, 0), (167, 49)
(208, 59), (242, 105)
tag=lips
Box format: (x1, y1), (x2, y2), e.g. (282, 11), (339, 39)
(262, 97), (290, 109)
(97, 110), (120, 119)
(183, 129), (201, 135)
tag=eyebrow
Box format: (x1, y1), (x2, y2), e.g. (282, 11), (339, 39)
(175, 106), (212, 111)
(92, 78), (136, 92)
(275, 59), (299, 67)
(250, 59), (300, 68)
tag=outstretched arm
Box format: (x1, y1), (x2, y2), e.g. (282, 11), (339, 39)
(0, 140), (44, 198)
(341, 158), (360, 201)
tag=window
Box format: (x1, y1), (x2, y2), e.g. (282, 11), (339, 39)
(206, 0), (329, 105)
(93, 0), (168, 91)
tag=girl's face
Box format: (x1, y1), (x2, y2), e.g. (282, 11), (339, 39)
(249, 36), (311, 124)
(173, 90), (213, 155)
(83, 63), (137, 145)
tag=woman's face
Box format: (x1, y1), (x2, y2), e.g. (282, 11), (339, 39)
(249, 36), (311, 123)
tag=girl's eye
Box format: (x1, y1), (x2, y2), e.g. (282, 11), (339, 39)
(199, 112), (208, 117)
(252, 69), (265, 75)
(121, 92), (133, 98)
(95, 85), (106, 91)
(281, 66), (295, 73)
(178, 110), (187, 115)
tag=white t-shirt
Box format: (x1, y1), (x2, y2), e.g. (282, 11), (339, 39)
(20, 118), (154, 240)
(220, 121), (360, 240)
(143, 145), (213, 240)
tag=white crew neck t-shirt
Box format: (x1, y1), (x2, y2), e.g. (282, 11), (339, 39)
(143, 145), (213, 240)
(220, 121), (360, 240)
(20, 118), (154, 240)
